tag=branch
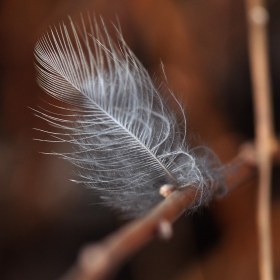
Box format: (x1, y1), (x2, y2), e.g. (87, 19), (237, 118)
(245, 0), (277, 279)
(59, 142), (280, 280)
(56, 2), (278, 279)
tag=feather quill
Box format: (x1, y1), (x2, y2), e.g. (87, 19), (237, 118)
(34, 17), (224, 217)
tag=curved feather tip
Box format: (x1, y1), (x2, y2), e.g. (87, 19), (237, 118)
(34, 16), (225, 218)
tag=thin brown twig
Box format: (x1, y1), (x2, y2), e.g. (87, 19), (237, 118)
(59, 142), (280, 280)
(245, 0), (277, 279)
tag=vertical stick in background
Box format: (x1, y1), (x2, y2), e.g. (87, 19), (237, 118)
(245, 0), (276, 279)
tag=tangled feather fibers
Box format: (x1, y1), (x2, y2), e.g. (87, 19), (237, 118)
(34, 17), (225, 218)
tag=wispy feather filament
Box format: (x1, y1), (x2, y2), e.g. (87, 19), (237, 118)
(34, 17), (224, 217)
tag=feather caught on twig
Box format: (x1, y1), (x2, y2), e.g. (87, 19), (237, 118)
(34, 16), (225, 217)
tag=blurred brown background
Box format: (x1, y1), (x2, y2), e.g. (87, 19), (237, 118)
(1, 0), (280, 279)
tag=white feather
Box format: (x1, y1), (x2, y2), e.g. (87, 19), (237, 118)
(34, 17), (224, 217)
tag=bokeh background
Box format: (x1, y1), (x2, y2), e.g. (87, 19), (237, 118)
(1, 0), (280, 279)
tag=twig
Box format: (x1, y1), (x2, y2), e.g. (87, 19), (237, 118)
(59, 142), (280, 280)
(245, 0), (277, 279)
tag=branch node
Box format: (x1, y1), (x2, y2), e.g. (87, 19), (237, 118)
(157, 220), (173, 240)
(159, 184), (176, 197)
(78, 244), (107, 279)
(249, 6), (269, 26)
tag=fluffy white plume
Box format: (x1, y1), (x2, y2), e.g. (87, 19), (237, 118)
(34, 17), (224, 217)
